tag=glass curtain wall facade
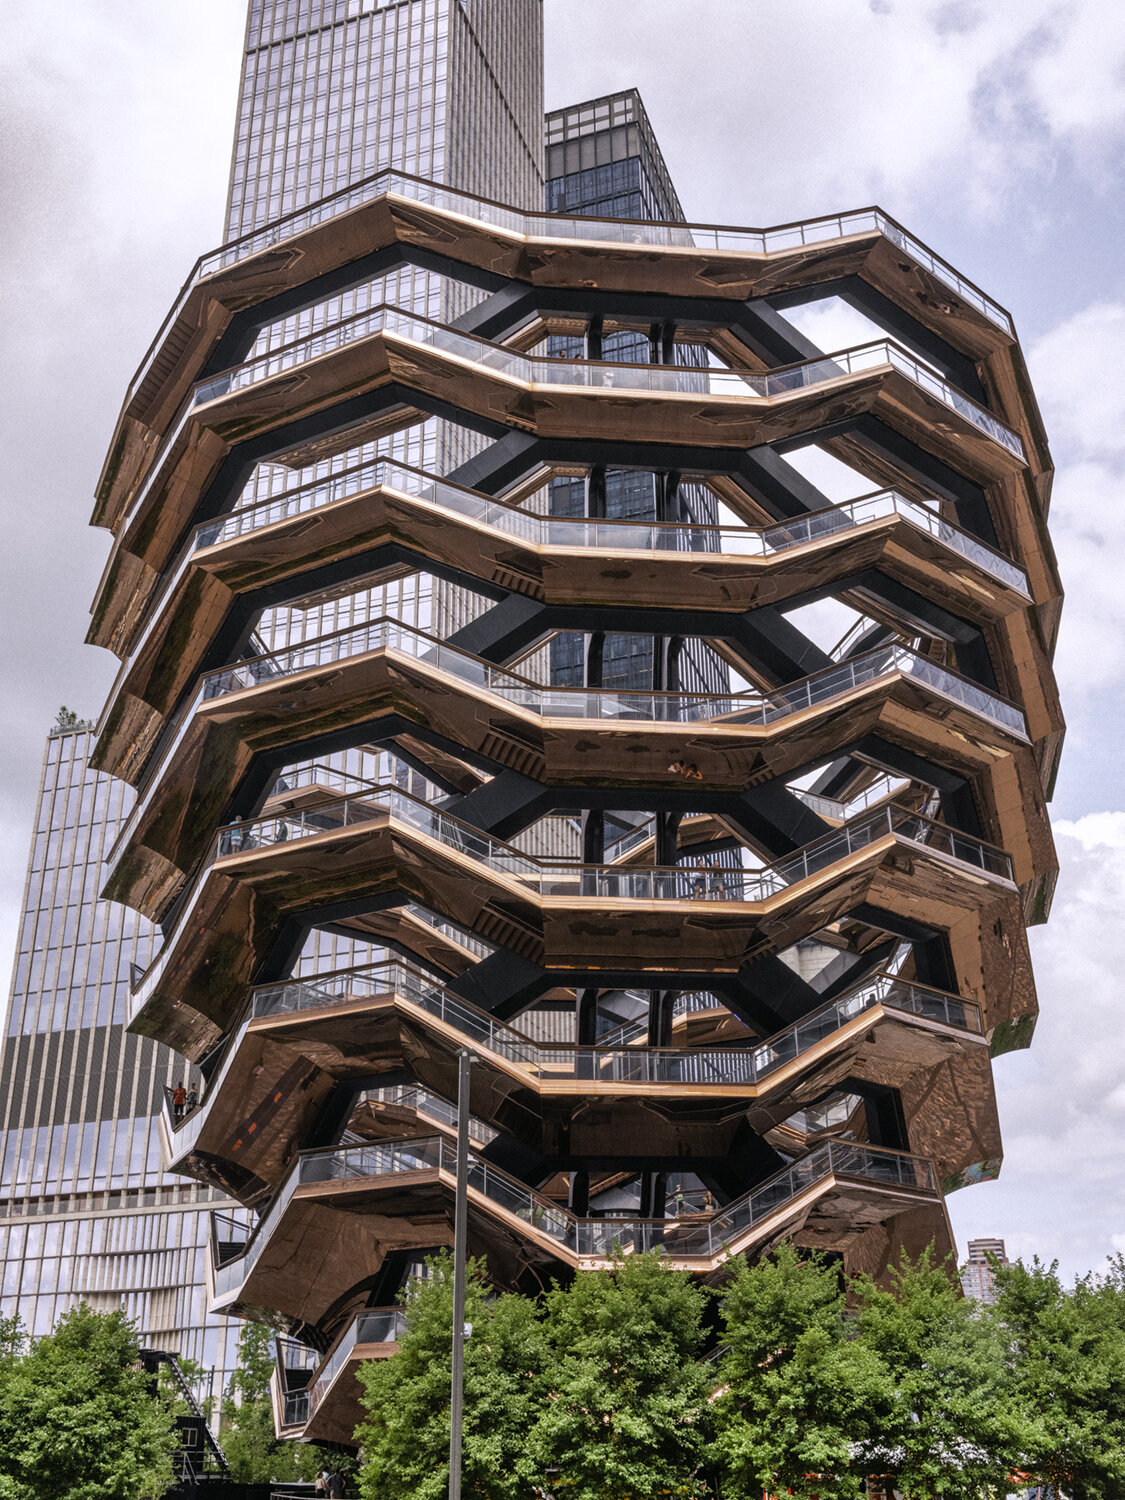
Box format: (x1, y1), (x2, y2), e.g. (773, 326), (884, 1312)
(227, 0), (543, 236)
(0, 725), (236, 1388)
(227, 0), (544, 651)
(544, 91), (728, 697)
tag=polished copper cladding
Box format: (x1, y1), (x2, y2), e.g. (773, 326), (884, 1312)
(87, 172), (1061, 1445)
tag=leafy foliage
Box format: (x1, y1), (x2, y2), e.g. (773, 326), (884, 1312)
(0, 1303), (177, 1500)
(357, 1254), (546, 1500)
(527, 1252), (715, 1500)
(994, 1254), (1125, 1500)
(712, 1245), (885, 1499)
(347, 1242), (1125, 1499)
(849, 1249), (1039, 1498)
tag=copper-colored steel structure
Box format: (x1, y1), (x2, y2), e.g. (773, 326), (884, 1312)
(88, 173), (1061, 1447)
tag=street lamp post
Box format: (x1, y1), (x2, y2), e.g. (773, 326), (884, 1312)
(449, 1048), (476, 1500)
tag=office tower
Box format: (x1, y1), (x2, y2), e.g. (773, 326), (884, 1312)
(84, 4), (1061, 1457)
(544, 91), (726, 698)
(961, 1235), (1010, 1304)
(545, 88), (684, 224)
(226, 0), (544, 238)
(217, 0), (545, 653)
(0, 720), (238, 1385)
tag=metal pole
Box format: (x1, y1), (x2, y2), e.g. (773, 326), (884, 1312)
(449, 1048), (475, 1500)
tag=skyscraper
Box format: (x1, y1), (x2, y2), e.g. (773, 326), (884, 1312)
(0, 720), (237, 1384)
(226, 0), (543, 239)
(961, 1235), (1009, 1305)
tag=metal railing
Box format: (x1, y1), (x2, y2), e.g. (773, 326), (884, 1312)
(207, 782), (1013, 898)
(204, 173), (1013, 334)
(209, 1135), (937, 1299)
(111, 578), (1022, 880)
(186, 459), (1026, 595)
(130, 778), (1012, 1019)
(352, 1083), (499, 1147)
(124, 168), (1013, 413)
(187, 303), (1023, 460)
(197, 615), (1028, 738)
(165, 961), (979, 1155)
(251, 960), (980, 1080)
(792, 772), (910, 821)
(306, 1309), (406, 1420)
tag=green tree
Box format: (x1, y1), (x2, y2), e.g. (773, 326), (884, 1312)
(357, 1255), (546, 1500)
(0, 1302), (177, 1500)
(527, 1250), (714, 1500)
(221, 1321), (330, 1483)
(0, 1314), (25, 1366)
(851, 1249), (1038, 1498)
(994, 1254), (1125, 1500)
(712, 1245), (889, 1499)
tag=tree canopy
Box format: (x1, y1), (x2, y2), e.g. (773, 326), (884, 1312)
(527, 1251), (715, 1500)
(356, 1255), (547, 1500)
(352, 1243), (1125, 1499)
(713, 1244), (885, 1499)
(993, 1254), (1125, 1500)
(0, 1303), (177, 1500)
(850, 1250), (1039, 1499)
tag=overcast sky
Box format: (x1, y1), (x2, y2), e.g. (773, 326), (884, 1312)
(2, 0), (1124, 1279)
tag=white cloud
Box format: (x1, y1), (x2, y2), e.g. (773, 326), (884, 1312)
(1022, 303), (1125, 713)
(949, 819), (1125, 1277)
(1054, 811), (1125, 850)
(545, 0), (1125, 223)
(1030, 303), (1125, 460)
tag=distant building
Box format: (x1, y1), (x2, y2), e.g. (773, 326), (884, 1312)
(0, 723), (237, 1389)
(962, 1235), (1009, 1304)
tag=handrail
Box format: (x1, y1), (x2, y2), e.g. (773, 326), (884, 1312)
(306, 1308), (407, 1418)
(209, 1135), (938, 1300)
(129, 787), (1014, 1018)
(208, 787), (1015, 894)
(197, 620), (1027, 737)
(351, 1083), (499, 1147)
(186, 304), (1024, 459)
(122, 168), (1014, 415)
(109, 618), (1025, 890)
(163, 959), (979, 1149)
(103, 460), (1027, 802)
(117, 310), (1023, 543)
(187, 460), (1028, 594)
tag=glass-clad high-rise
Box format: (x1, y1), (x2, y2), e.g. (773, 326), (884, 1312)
(0, 722), (235, 1384)
(226, 0), (543, 238)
